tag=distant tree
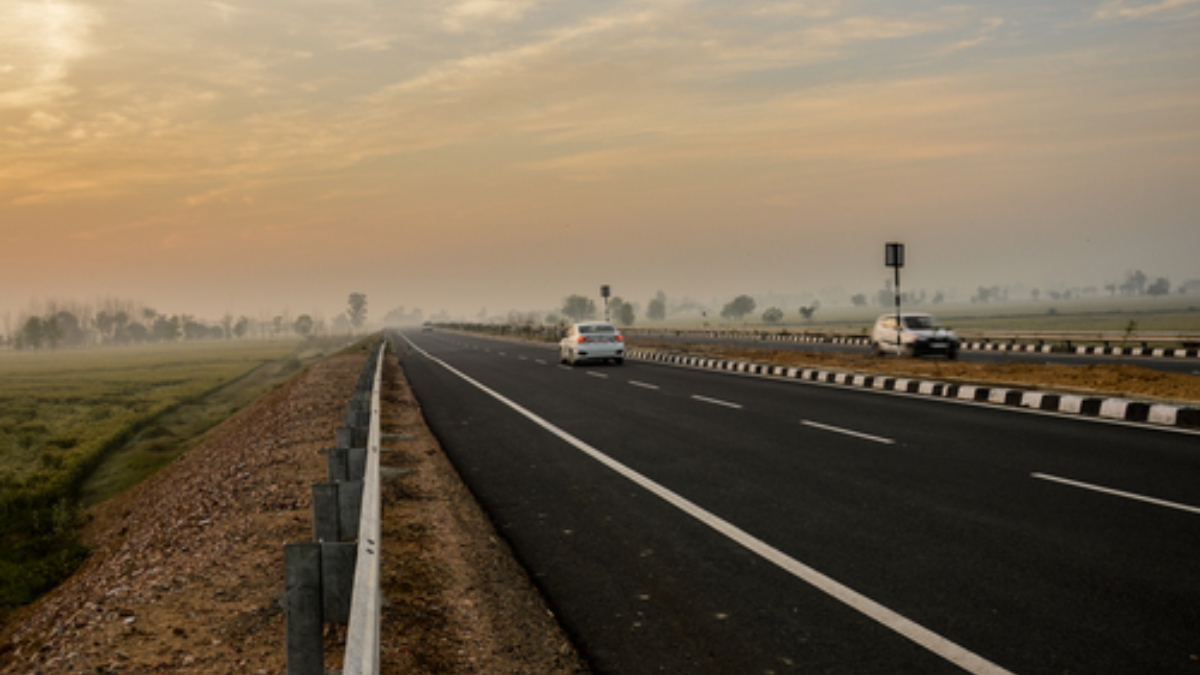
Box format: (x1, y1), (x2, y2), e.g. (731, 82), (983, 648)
(646, 291), (667, 322)
(850, 294), (867, 307)
(126, 323), (149, 342)
(294, 314), (315, 337)
(183, 317), (209, 340)
(1031, 288), (1041, 302)
(762, 307), (783, 324)
(221, 313), (234, 340)
(153, 315), (180, 341)
(561, 294), (596, 322)
(54, 311), (85, 346)
(43, 316), (63, 349)
(1147, 277), (1171, 298)
(1120, 270), (1147, 296)
(798, 301), (820, 323)
(347, 293), (368, 330)
(22, 316), (45, 350)
(609, 297), (636, 326)
(720, 295), (756, 321)
(233, 316), (250, 339)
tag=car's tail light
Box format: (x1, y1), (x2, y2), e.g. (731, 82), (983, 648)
(576, 335), (588, 343)
(615, 335), (624, 342)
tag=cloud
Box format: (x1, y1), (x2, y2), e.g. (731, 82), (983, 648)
(0, 0), (100, 109)
(442, 0), (551, 32)
(1093, 0), (1200, 20)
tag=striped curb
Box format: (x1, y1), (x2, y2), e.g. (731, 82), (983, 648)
(626, 350), (1200, 431)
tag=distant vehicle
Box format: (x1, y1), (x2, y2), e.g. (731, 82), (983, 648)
(871, 313), (958, 358)
(422, 321), (433, 332)
(559, 322), (625, 366)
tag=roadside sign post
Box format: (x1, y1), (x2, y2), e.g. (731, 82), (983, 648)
(885, 243), (905, 354)
(601, 285), (611, 322)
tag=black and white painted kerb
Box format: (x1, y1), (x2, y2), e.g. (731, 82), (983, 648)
(627, 350), (1200, 430)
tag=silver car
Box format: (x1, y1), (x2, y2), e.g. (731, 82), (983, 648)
(560, 322), (625, 365)
(871, 313), (959, 358)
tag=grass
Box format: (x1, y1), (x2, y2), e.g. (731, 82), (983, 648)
(0, 337), (345, 613)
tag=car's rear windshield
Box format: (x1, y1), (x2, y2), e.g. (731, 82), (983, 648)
(902, 316), (936, 329)
(579, 324), (617, 334)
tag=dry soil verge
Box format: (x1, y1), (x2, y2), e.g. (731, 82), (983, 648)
(1, 348), (589, 675)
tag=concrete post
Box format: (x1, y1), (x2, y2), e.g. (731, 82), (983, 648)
(322, 542), (358, 624)
(285, 543), (324, 675)
(312, 484), (339, 543)
(339, 480), (364, 541)
(336, 426), (355, 450)
(347, 447), (367, 482)
(327, 448), (348, 482)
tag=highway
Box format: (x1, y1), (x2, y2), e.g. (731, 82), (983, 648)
(633, 332), (1200, 375)
(397, 329), (1200, 674)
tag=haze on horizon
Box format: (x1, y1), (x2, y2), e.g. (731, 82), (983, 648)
(2, 0), (1198, 323)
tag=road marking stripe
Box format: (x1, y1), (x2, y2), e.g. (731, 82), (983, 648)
(692, 395), (743, 409)
(629, 381), (660, 390)
(1032, 473), (1200, 515)
(801, 420), (895, 445)
(404, 335), (1014, 675)
(588, 372), (609, 379)
(535, 359), (548, 365)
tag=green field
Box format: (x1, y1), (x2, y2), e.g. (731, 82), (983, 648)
(0, 338), (341, 613)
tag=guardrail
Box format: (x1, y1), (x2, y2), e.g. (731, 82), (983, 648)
(284, 340), (386, 675)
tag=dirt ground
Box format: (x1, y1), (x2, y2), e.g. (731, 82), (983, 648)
(633, 339), (1200, 406)
(0, 349), (588, 675)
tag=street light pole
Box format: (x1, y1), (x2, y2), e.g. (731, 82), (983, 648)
(885, 243), (905, 354)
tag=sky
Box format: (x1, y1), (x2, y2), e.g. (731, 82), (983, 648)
(2, 0), (1198, 322)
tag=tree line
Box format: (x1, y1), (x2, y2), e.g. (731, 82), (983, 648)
(0, 298), (365, 351)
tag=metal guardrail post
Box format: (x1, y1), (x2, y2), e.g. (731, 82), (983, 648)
(285, 543), (325, 675)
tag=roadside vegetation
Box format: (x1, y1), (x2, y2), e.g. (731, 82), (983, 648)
(0, 338), (343, 616)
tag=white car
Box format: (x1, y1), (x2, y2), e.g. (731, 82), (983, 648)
(560, 322), (625, 365)
(871, 313), (959, 358)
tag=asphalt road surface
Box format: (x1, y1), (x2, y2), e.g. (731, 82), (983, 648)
(397, 329), (1200, 675)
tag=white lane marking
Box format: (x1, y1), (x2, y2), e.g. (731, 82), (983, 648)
(801, 420), (895, 445)
(588, 372), (609, 379)
(1032, 473), (1200, 515)
(692, 395), (743, 410)
(403, 335), (1014, 675)
(535, 359), (548, 365)
(629, 381), (660, 390)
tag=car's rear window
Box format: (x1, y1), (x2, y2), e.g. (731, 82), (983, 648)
(903, 316), (935, 329)
(579, 324), (617, 334)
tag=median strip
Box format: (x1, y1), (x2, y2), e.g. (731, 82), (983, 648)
(628, 350), (1200, 431)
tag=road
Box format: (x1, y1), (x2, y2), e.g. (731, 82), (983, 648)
(397, 329), (1200, 675)
(635, 332), (1200, 375)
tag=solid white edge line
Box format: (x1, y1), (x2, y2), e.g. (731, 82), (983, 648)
(801, 420), (895, 445)
(1032, 473), (1200, 515)
(692, 394), (743, 409)
(403, 334), (1016, 675)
